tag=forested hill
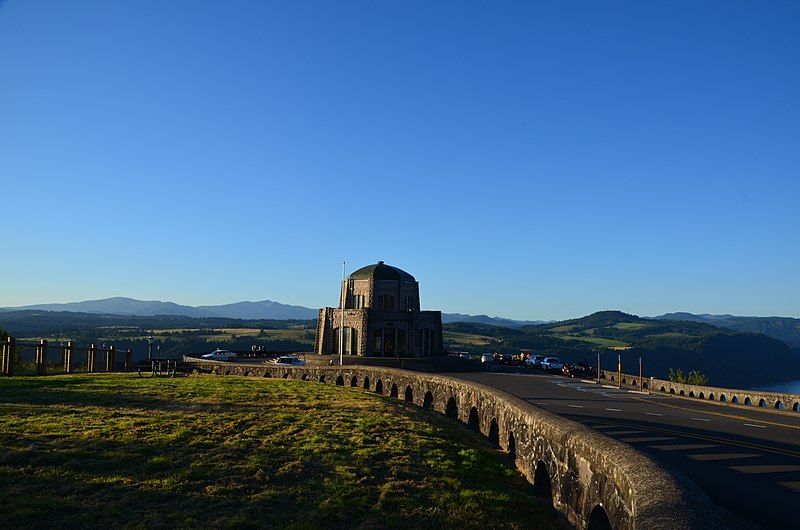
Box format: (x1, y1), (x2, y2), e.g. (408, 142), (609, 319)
(444, 311), (800, 388)
(656, 312), (800, 348)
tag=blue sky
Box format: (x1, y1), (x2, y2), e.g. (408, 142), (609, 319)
(1, 1), (798, 320)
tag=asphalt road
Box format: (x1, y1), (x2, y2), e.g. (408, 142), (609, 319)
(445, 370), (800, 529)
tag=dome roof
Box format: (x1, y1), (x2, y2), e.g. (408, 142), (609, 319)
(349, 261), (416, 282)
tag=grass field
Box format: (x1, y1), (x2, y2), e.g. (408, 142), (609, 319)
(552, 334), (629, 348)
(0, 374), (563, 529)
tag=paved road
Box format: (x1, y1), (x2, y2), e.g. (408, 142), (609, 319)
(446, 370), (800, 529)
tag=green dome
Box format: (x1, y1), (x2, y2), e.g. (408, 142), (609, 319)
(349, 261), (416, 282)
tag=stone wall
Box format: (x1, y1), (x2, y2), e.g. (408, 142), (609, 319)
(185, 358), (723, 530)
(605, 370), (800, 412)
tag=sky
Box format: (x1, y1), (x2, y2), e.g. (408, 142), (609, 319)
(1, 1), (798, 321)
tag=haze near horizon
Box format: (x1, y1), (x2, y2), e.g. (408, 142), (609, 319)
(1, 1), (798, 321)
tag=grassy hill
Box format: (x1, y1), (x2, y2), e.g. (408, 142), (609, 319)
(0, 374), (564, 529)
(444, 311), (800, 388)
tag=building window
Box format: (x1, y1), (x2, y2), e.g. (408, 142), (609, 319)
(376, 295), (395, 311)
(334, 327), (358, 354)
(353, 295), (365, 309)
(373, 328), (383, 354)
(419, 329), (432, 356)
(397, 329), (406, 354)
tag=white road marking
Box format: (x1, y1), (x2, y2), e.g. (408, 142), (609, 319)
(691, 418), (711, 422)
(645, 412), (663, 416)
(568, 404), (584, 408)
(605, 408), (621, 412)
(743, 423), (767, 429)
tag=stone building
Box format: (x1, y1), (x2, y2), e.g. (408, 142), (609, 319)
(315, 261), (443, 357)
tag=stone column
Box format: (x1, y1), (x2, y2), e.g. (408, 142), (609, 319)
(36, 339), (48, 376)
(64, 341), (74, 374)
(87, 344), (96, 373)
(124, 349), (133, 372)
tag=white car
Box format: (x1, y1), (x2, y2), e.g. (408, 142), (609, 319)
(201, 349), (237, 361)
(541, 357), (564, 372)
(525, 355), (546, 368)
(273, 355), (306, 366)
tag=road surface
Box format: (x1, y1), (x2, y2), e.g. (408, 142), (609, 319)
(446, 370), (800, 529)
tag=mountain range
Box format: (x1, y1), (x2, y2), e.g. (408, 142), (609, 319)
(0, 297), (318, 320)
(0, 297), (545, 327)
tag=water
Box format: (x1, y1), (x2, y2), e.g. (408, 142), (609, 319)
(755, 380), (800, 394)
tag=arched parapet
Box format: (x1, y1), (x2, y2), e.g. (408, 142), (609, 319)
(184, 357), (725, 529)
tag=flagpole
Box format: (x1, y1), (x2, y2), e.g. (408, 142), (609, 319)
(339, 261), (346, 366)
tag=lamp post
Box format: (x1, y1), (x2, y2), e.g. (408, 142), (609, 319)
(596, 350), (601, 383)
(639, 356), (643, 390)
(339, 261), (346, 367)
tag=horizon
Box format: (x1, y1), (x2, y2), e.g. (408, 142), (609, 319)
(2, 294), (797, 323)
(2, 2), (799, 320)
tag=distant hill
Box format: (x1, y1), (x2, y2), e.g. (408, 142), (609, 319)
(442, 313), (546, 328)
(655, 312), (800, 348)
(444, 310), (800, 388)
(2, 297), (545, 326)
(0, 297), (318, 320)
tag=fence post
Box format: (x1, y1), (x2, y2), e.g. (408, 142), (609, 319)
(1, 338), (7, 375)
(64, 341), (74, 374)
(3, 337), (14, 376)
(106, 345), (116, 372)
(7, 337), (14, 376)
(88, 344), (96, 373)
(35, 339), (48, 376)
(125, 349), (133, 372)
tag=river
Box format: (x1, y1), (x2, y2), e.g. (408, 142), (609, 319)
(756, 380), (800, 393)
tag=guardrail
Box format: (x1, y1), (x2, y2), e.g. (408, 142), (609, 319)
(602, 369), (800, 413)
(185, 357), (724, 530)
(0, 337), (134, 376)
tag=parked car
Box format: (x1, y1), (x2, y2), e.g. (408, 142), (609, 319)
(541, 357), (564, 372)
(459, 353), (472, 360)
(562, 361), (596, 378)
(201, 349), (237, 361)
(480, 354), (494, 363)
(525, 354), (546, 368)
(273, 355), (306, 366)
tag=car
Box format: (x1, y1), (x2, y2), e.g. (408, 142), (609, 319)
(563, 361), (596, 378)
(480, 353), (494, 363)
(525, 354), (546, 368)
(273, 355), (306, 366)
(459, 353), (472, 360)
(201, 349), (237, 361)
(541, 357), (564, 372)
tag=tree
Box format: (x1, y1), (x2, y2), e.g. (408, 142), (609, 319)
(668, 368), (709, 386)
